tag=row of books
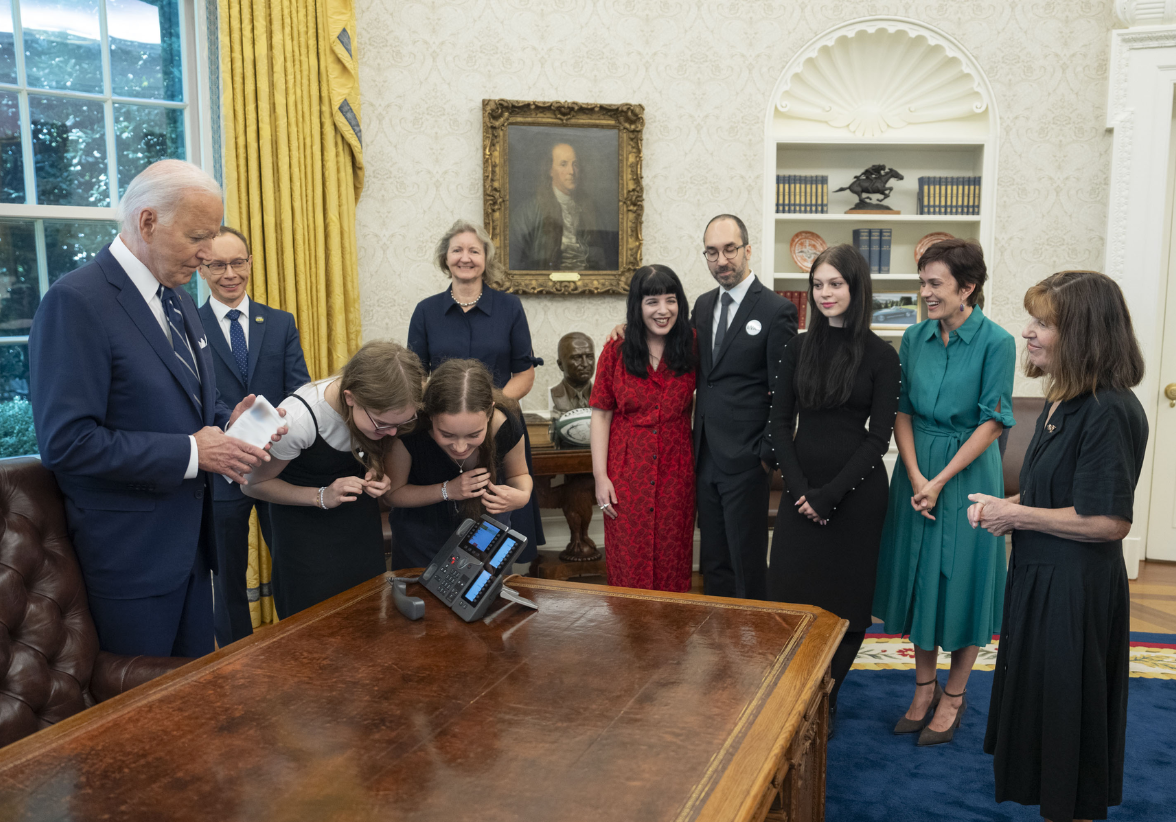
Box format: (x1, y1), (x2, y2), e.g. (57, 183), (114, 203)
(776, 290), (808, 330)
(775, 175), (829, 213)
(917, 176), (981, 215)
(852, 228), (891, 275)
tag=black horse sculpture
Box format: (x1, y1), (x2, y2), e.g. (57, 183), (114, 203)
(834, 165), (904, 211)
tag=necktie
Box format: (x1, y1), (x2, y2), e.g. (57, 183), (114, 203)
(225, 308), (249, 383)
(713, 292), (734, 352)
(158, 286), (202, 408)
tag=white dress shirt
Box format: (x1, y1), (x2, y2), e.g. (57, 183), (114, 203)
(712, 270), (757, 342)
(208, 293), (251, 349)
(109, 235), (201, 480)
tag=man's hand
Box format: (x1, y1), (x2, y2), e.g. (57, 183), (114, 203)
(606, 323), (627, 343)
(196, 426), (271, 484)
(227, 394), (289, 449)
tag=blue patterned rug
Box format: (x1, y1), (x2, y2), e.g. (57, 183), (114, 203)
(825, 632), (1176, 821)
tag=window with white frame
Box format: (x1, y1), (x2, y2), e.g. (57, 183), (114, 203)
(0, 0), (206, 456)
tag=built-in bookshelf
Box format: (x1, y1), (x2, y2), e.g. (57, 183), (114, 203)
(762, 18), (998, 347)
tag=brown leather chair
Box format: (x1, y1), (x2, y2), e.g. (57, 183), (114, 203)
(0, 457), (189, 748)
(1000, 397), (1046, 498)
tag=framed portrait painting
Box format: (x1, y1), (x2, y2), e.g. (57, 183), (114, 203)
(483, 99), (644, 294)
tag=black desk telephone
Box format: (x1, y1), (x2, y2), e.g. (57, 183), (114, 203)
(391, 515), (537, 622)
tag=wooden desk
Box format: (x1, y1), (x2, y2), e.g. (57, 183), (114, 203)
(0, 577), (846, 822)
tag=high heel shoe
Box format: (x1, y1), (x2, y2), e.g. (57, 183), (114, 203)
(893, 678), (942, 734)
(916, 689), (967, 746)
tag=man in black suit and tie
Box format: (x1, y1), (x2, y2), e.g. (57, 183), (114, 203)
(197, 226), (310, 646)
(694, 214), (797, 600)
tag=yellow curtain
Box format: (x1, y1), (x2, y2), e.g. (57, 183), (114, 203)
(218, 0), (365, 628)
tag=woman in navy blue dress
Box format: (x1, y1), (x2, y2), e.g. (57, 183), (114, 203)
(407, 220), (544, 560)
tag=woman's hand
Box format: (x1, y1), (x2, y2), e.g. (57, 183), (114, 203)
(595, 476), (618, 508)
(324, 476), (366, 508)
(967, 493), (1019, 536)
(361, 470), (391, 498)
(795, 495), (827, 526)
(450, 468), (490, 501)
(910, 476), (941, 521)
(482, 482), (527, 514)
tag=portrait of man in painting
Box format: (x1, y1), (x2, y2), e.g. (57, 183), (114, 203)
(507, 125), (620, 272)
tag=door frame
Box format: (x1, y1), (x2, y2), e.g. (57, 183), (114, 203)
(1105, 25), (1176, 572)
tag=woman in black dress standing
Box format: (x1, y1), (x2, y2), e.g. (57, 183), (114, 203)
(243, 341), (425, 618)
(407, 219), (544, 563)
(969, 271), (1148, 822)
(767, 244), (901, 719)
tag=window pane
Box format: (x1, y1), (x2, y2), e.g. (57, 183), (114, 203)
(114, 102), (182, 196)
(0, 343), (37, 457)
(0, 91), (23, 203)
(0, 219), (37, 336)
(45, 218), (116, 284)
(108, 0), (182, 102)
(19, 0), (103, 94)
(0, 341), (29, 401)
(0, 1), (17, 84)
(30, 93), (109, 206)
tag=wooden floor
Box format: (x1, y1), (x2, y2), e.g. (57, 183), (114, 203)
(1129, 560), (1176, 633)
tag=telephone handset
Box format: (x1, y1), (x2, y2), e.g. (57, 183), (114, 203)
(419, 515), (532, 622)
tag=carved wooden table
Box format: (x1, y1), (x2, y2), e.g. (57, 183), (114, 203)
(0, 577), (846, 822)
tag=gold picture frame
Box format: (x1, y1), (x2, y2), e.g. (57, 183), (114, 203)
(482, 99), (644, 295)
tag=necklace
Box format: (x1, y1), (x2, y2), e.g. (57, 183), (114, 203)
(452, 453), (474, 472)
(451, 286), (482, 308)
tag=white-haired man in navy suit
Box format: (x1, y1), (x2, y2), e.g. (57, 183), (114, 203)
(29, 160), (284, 657)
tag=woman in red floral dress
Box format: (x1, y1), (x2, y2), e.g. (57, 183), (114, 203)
(590, 264), (697, 592)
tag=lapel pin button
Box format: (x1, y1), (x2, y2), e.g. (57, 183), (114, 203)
(255, 316), (264, 323)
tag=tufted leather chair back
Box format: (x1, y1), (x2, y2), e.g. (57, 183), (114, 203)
(0, 457), (101, 746)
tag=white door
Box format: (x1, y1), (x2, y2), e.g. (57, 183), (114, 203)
(1146, 160), (1176, 561)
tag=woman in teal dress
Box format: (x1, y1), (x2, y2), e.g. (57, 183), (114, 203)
(872, 239), (1015, 746)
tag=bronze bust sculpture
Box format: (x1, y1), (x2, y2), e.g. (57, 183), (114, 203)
(549, 331), (595, 447)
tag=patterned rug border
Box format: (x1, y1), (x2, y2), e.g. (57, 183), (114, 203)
(854, 635), (1176, 679)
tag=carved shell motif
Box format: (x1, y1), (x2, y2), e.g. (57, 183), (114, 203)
(776, 28), (986, 138)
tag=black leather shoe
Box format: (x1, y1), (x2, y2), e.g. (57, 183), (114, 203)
(916, 689), (966, 746)
(893, 678), (941, 734)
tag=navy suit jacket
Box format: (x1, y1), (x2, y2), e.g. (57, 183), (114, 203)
(692, 276), (798, 474)
(28, 246), (231, 600)
(198, 298), (310, 501)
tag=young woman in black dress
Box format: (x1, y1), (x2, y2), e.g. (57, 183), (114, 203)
(969, 271), (1148, 822)
(242, 341), (425, 618)
(386, 358), (534, 569)
(767, 243), (901, 719)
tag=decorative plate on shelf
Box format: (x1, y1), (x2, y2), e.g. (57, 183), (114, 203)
(790, 231), (827, 273)
(914, 232), (954, 264)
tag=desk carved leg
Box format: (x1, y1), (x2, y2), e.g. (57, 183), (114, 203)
(764, 667), (832, 822)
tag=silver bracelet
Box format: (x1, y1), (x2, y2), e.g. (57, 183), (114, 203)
(317, 486), (328, 509)
(441, 480), (449, 502)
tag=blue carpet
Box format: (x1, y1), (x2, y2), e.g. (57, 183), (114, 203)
(826, 669), (1176, 821)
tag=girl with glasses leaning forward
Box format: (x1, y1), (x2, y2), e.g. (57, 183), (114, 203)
(242, 341), (425, 619)
(766, 244), (901, 726)
(385, 358), (533, 570)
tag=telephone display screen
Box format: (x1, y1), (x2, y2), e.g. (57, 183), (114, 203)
(487, 537), (518, 571)
(461, 521), (501, 558)
(462, 569), (493, 604)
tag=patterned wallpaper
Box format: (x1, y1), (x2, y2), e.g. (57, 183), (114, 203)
(353, 0), (1116, 405)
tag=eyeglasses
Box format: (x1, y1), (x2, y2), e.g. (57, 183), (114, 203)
(702, 244), (746, 262)
(202, 258), (251, 274)
(362, 406), (416, 433)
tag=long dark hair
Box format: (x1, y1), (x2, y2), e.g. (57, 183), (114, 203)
(794, 244), (873, 409)
(622, 264), (694, 378)
(421, 359), (519, 520)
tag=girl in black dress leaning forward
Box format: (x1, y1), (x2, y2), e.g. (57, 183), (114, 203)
(767, 243), (901, 720)
(386, 358), (534, 569)
(970, 271), (1148, 822)
(243, 341), (425, 619)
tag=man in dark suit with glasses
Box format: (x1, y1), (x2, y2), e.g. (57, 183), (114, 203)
(693, 214), (797, 600)
(197, 226), (310, 646)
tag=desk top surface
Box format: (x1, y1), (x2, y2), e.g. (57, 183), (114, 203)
(0, 577), (842, 822)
